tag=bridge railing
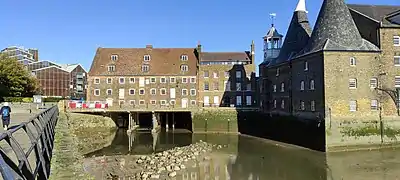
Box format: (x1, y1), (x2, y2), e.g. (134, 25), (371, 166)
(0, 106), (59, 180)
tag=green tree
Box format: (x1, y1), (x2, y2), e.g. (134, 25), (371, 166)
(0, 53), (40, 97)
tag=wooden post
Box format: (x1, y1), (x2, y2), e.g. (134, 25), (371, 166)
(172, 113), (175, 130)
(166, 112), (169, 131)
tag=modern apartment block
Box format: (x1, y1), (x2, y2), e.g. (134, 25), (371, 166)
(87, 43), (258, 109)
(87, 45), (198, 108)
(1, 46), (39, 64)
(259, 0), (400, 121)
(197, 42), (257, 107)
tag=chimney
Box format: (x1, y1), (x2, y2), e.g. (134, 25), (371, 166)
(146, 44), (153, 49)
(251, 40), (255, 63)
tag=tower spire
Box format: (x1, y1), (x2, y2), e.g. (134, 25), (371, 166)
(295, 0), (307, 13)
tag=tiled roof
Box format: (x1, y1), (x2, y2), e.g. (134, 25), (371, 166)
(347, 4), (400, 26)
(264, 26), (284, 39)
(59, 64), (82, 73)
(201, 52), (251, 61)
(298, 0), (380, 56)
(88, 46), (198, 76)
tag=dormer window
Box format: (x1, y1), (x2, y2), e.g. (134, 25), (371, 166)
(107, 65), (115, 72)
(144, 55), (151, 61)
(111, 55), (118, 61)
(181, 65), (189, 72)
(142, 65), (149, 72)
(181, 55), (188, 61)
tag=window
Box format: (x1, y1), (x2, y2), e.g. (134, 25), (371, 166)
(170, 100), (176, 105)
(94, 78), (100, 84)
(150, 77), (156, 83)
(182, 89), (188, 96)
(129, 89), (135, 95)
(280, 82), (285, 92)
(181, 55), (188, 61)
(129, 100), (135, 105)
(349, 100), (357, 111)
(170, 77), (176, 83)
(191, 100), (196, 105)
(236, 83), (241, 91)
(349, 78), (357, 89)
(190, 77), (196, 83)
(213, 82), (219, 91)
(204, 71), (209, 78)
(281, 99), (285, 109)
(160, 77), (166, 83)
(139, 100), (145, 105)
(371, 100), (378, 110)
(129, 77), (135, 83)
(181, 65), (189, 72)
(119, 77), (125, 84)
(300, 81), (305, 90)
(350, 57), (356, 66)
(276, 68), (280, 76)
(148, 100), (155, 105)
(139, 88), (145, 95)
(311, 101), (315, 111)
(204, 82), (209, 90)
(107, 78), (112, 84)
(273, 84), (277, 92)
(224, 81), (231, 91)
(160, 88), (167, 95)
(394, 36), (400, 46)
(304, 61), (308, 71)
(300, 101), (305, 110)
(396, 76), (400, 87)
(370, 78), (378, 88)
(160, 100), (167, 105)
(108, 65), (115, 72)
(142, 65), (149, 72)
(94, 89), (100, 96)
(395, 56), (400, 66)
(111, 55), (118, 61)
(107, 89), (112, 95)
(246, 83), (251, 91)
(273, 99), (277, 108)
(182, 77), (188, 83)
(144, 55), (151, 61)
(150, 88), (156, 95)
(236, 96), (242, 106)
(310, 80), (315, 90)
(213, 72), (219, 78)
(236, 71), (242, 78)
(190, 89), (196, 96)
(224, 71), (230, 78)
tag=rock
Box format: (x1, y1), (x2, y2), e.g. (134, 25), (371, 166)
(194, 151), (199, 156)
(137, 159), (143, 164)
(142, 173), (149, 179)
(168, 171), (177, 177)
(140, 156), (147, 160)
(174, 166), (181, 171)
(150, 174), (160, 179)
(180, 164), (186, 169)
(150, 160), (155, 165)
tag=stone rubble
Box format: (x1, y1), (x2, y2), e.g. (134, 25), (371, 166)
(132, 140), (224, 179)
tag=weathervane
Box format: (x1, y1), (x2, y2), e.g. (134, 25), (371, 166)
(269, 13), (277, 27)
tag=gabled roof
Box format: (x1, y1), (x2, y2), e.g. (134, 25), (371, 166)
(347, 4), (400, 26)
(31, 65), (69, 72)
(88, 46), (198, 76)
(201, 52), (250, 61)
(59, 64), (84, 73)
(298, 0), (380, 56)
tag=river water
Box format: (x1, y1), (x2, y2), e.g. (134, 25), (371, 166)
(82, 129), (400, 180)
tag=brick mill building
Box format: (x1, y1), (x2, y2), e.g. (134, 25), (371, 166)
(87, 43), (257, 109)
(259, 0), (400, 121)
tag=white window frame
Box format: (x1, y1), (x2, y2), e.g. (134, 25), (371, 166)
(213, 72), (219, 78)
(181, 65), (189, 72)
(94, 78), (100, 84)
(190, 89), (196, 96)
(107, 65), (115, 72)
(395, 56), (400, 66)
(119, 77), (125, 84)
(181, 55), (188, 61)
(94, 89), (100, 96)
(280, 82), (285, 92)
(106, 78), (112, 84)
(129, 77), (135, 83)
(371, 99), (378, 110)
(144, 55), (151, 61)
(281, 99), (285, 109)
(160, 100), (167, 105)
(139, 88), (145, 95)
(370, 78), (378, 89)
(150, 100), (157, 105)
(395, 76), (400, 87)
(273, 99), (277, 108)
(311, 101), (316, 111)
(300, 101), (305, 110)
(190, 77), (196, 83)
(304, 61), (308, 71)
(182, 89), (188, 96)
(111, 55), (118, 61)
(170, 100), (176, 105)
(150, 88), (156, 95)
(310, 79), (315, 90)
(129, 89), (135, 95)
(350, 57), (356, 66)
(160, 77), (166, 83)
(129, 100), (135, 105)
(191, 100), (196, 105)
(106, 89), (112, 96)
(394, 36), (400, 46)
(170, 77), (176, 83)
(142, 65), (149, 72)
(160, 88), (167, 95)
(273, 84), (277, 92)
(349, 78), (357, 89)
(349, 100), (357, 112)
(139, 100), (145, 105)
(300, 81), (305, 90)
(182, 77), (188, 83)
(150, 77), (156, 83)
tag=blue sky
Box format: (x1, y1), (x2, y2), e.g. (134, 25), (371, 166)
(0, 0), (399, 72)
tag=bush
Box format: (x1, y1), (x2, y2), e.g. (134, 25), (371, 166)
(43, 97), (64, 102)
(2, 97), (33, 102)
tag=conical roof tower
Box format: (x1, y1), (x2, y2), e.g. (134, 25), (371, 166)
(299, 0), (379, 55)
(276, 0), (312, 63)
